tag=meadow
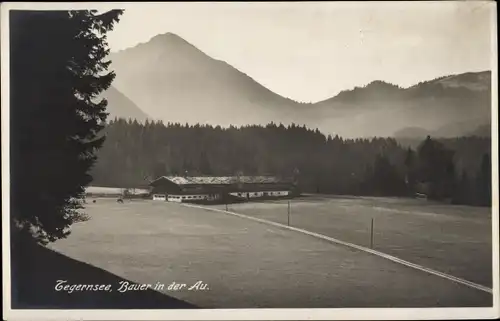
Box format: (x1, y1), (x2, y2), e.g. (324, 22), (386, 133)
(44, 197), (493, 308)
(216, 195), (493, 287)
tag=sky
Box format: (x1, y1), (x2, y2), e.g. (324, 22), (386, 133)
(104, 1), (495, 103)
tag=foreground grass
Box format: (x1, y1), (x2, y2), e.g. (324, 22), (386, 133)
(11, 239), (195, 309)
(38, 199), (493, 308)
(11, 239), (196, 309)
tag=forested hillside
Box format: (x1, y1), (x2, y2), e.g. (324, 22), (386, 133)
(90, 119), (491, 206)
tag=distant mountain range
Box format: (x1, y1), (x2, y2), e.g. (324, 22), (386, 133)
(103, 32), (492, 138)
(313, 71), (491, 138)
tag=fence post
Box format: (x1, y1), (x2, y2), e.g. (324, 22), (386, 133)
(287, 200), (291, 226)
(370, 218), (374, 249)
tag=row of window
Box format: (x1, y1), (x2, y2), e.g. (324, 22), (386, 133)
(236, 191), (289, 197)
(168, 194), (219, 200)
(157, 191), (290, 201)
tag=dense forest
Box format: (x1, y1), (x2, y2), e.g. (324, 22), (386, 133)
(90, 118), (492, 207)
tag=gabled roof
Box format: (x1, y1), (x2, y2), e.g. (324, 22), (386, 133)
(150, 176), (291, 186)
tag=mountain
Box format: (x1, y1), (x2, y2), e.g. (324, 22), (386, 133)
(313, 71), (491, 138)
(323, 80), (404, 104)
(421, 71), (491, 92)
(108, 33), (304, 128)
(108, 32), (491, 138)
(99, 86), (150, 122)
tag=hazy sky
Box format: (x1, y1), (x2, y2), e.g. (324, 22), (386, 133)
(103, 1), (495, 102)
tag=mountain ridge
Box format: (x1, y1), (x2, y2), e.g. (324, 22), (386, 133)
(112, 33), (490, 104)
(99, 85), (150, 123)
(107, 32), (492, 138)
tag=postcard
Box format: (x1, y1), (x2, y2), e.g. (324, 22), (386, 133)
(2, 1), (498, 320)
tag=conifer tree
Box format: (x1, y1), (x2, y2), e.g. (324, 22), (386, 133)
(404, 147), (416, 195)
(10, 10), (123, 244)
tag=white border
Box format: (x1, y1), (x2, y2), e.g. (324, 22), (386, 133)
(489, 0), (500, 316)
(2, 2), (499, 320)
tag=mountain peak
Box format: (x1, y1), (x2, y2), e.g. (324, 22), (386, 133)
(148, 32), (194, 47)
(111, 32), (196, 55)
(152, 32), (183, 40)
(321, 79), (402, 104)
(365, 80), (400, 89)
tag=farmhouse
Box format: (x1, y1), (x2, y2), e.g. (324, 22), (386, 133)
(149, 176), (297, 203)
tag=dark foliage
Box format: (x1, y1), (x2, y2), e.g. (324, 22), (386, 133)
(414, 136), (456, 200)
(474, 153), (492, 206)
(360, 154), (407, 196)
(10, 10), (123, 244)
(91, 119), (405, 194)
(91, 120), (491, 207)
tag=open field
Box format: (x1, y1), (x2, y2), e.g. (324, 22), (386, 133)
(214, 195), (493, 288)
(43, 198), (492, 308)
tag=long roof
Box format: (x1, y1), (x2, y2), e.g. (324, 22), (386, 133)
(150, 176), (291, 186)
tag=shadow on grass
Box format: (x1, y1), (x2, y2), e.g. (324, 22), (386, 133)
(11, 241), (198, 309)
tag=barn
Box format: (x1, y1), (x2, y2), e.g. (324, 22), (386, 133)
(149, 176), (297, 203)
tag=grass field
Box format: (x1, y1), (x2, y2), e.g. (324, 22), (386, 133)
(44, 197), (493, 308)
(215, 195), (493, 288)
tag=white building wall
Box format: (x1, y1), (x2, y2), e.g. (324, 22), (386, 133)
(167, 194), (221, 202)
(230, 191), (290, 198)
(152, 194), (166, 201)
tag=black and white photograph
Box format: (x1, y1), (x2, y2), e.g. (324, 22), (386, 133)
(2, 1), (499, 320)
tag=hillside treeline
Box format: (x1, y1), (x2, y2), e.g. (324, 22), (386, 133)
(90, 118), (492, 207)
